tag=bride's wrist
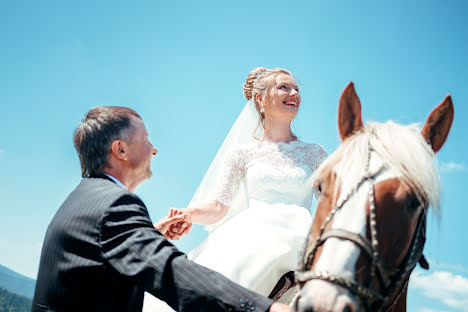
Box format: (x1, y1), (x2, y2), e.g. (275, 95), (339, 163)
(183, 208), (194, 223)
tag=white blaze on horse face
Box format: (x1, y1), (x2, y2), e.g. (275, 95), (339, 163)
(300, 182), (369, 310)
(302, 152), (399, 309)
(314, 151), (397, 278)
(314, 177), (369, 278)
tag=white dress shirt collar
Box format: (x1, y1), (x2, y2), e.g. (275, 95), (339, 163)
(105, 174), (127, 190)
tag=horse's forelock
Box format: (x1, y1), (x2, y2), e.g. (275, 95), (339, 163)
(311, 121), (440, 215)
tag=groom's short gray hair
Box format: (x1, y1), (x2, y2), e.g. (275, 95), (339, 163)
(74, 106), (141, 178)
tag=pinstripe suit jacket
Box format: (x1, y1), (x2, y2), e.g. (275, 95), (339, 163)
(32, 176), (273, 312)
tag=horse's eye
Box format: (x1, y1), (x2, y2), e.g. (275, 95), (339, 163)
(406, 194), (421, 212)
(314, 182), (323, 196)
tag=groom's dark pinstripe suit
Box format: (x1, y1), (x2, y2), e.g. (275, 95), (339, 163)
(32, 176), (273, 312)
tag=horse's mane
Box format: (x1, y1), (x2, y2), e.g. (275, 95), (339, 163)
(313, 121), (440, 214)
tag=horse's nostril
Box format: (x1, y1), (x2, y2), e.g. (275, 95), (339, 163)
(293, 295), (301, 311)
(295, 295), (314, 312)
(343, 305), (352, 312)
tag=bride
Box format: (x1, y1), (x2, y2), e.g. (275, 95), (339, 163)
(144, 67), (327, 310)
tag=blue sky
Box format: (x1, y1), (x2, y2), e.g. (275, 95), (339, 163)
(0, 1), (467, 310)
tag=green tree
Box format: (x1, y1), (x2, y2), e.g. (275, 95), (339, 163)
(0, 286), (32, 312)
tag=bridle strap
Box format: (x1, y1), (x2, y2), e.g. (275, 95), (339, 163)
(379, 209), (427, 311)
(296, 207), (427, 311)
(300, 166), (386, 273)
(295, 270), (385, 305)
(316, 229), (399, 289)
(295, 147), (429, 311)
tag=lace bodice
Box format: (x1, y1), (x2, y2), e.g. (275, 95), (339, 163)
(215, 140), (327, 210)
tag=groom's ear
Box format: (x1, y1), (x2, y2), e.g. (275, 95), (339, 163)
(110, 140), (128, 160)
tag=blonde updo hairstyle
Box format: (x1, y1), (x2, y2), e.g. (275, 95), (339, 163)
(243, 67), (295, 138)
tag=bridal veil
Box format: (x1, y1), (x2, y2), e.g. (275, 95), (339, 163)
(188, 99), (262, 232)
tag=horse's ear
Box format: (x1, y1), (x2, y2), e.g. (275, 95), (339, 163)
(338, 82), (364, 141)
(421, 95), (454, 153)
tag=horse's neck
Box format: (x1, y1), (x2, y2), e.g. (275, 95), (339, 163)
(386, 286), (407, 312)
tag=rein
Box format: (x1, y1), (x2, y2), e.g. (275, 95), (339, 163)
(293, 148), (429, 311)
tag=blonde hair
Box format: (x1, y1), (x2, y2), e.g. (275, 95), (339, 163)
(243, 67), (294, 137)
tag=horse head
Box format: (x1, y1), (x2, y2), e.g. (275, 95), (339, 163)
(294, 82), (454, 312)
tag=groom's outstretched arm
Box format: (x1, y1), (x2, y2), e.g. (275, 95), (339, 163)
(99, 193), (277, 312)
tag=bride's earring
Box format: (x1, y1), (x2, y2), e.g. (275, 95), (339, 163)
(260, 103), (265, 113)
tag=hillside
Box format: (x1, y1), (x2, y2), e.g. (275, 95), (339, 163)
(0, 286), (32, 312)
(0, 265), (35, 299)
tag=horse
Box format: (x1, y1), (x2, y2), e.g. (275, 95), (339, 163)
(293, 82), (454, 312)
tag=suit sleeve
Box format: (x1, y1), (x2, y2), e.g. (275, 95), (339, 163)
(99, 194), (274, 312)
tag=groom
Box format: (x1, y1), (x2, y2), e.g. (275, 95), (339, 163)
(32, 106), (289, 312)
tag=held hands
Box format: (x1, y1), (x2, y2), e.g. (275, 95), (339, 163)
(153, 208), (192, 240)
(153, 213), (186, 240)
(166, 208), (192, 240)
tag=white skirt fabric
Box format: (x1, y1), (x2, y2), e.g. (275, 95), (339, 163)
(143, 200), (312, 311)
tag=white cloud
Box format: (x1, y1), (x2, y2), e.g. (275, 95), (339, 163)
(411, 271), (468, 311)
(430, 259), (468, 275)
(439, 161), (466, 173)
(418, 308), (450, 312)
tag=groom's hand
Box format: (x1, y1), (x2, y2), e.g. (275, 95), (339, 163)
(153, 214), (186, 240)
(269, 302), (290, 312)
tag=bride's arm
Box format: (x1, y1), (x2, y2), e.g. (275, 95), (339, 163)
(184, 200), (229, 225)
(166, 202), (229, 237)
(169, 147), (244, 235)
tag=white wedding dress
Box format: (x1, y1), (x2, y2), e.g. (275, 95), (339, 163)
(144, 139), (327, 311)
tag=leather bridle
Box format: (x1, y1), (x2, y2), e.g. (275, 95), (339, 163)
(294, 149), (429, 311)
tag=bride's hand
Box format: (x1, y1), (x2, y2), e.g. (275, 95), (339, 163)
(168, 208), (193, 238)
(153, 214), (186, 240)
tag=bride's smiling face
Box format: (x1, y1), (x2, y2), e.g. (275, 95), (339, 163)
(265, 73), (301, 120)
